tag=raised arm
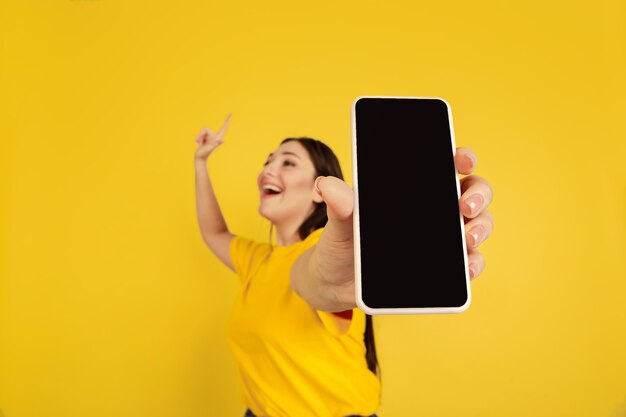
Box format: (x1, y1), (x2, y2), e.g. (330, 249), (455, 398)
(194, 114), (235, 271)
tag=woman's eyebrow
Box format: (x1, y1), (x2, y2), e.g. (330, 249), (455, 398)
(280, 151), (301, 159)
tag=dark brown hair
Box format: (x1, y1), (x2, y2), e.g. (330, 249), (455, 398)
(281, 137), (380, 378)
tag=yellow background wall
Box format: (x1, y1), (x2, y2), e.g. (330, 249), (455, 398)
(1, 1), (625, 416)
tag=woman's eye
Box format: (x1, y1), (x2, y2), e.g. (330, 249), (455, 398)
(283, 160), (296, 167)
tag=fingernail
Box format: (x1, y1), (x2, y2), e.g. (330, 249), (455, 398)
(467, 224), (486, 247)
(469, 262), (479, 279)
(463, 194), (484, 216)
(464, 154), (475, 170)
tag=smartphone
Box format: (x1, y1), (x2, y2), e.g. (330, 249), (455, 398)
(351, 96), (471, 315)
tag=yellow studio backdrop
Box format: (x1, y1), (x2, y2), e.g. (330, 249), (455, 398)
(1, 1), (625, 416)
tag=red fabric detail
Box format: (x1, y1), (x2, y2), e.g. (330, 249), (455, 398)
(331, 309), (353, 320)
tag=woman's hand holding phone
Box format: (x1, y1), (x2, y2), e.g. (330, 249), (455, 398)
(313, 146), (493, 311)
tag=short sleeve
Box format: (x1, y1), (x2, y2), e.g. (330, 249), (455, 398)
(316, 308), (366, 338)
(230, 235), (271, 285)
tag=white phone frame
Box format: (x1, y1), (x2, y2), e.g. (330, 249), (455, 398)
(351, 95), (471, 315)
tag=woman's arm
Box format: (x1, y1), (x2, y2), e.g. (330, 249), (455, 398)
(291, 177), (357, 312)
(194, 114), (235, 271)
(195, 158), (234, 271)
(291, 147), (494, 313)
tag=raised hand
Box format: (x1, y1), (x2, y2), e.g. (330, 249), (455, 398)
(194, 113), (232, 161)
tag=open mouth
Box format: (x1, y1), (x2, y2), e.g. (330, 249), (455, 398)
(262, 184), (283, 196)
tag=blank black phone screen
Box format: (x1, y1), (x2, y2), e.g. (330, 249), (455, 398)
(354, 97), (469, 309)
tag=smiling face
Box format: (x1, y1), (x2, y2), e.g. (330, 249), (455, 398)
(257, 141), (323, 229)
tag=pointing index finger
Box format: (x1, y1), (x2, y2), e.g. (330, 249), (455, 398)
(215, 113), (232, 141)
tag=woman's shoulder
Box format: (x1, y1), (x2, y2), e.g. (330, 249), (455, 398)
(231, 234), (272, 262)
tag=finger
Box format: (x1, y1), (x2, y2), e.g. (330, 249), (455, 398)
(314, 176), (354, 221)
(196, 128), (217, 145)
(222, 113), (232, 128)
(214, 113), (232, 141)
(464, 210), (494, 249)
(195, 127), (209, 144)
(455, 147), (477, 176)
(311, 176), (357, 292)
(314, 176), (354, 247)
(466, 249), (485, 280)
(459, 175), (494, 219)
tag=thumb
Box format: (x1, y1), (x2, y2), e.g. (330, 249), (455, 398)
(314, 176), (354, 240)
(312, 176), (356, 290)
(314, 176), (354, 221)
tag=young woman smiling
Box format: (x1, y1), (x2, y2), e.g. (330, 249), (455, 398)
(194, 114), (494, 417)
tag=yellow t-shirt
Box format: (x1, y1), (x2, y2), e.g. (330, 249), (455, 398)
(227, 227), (381, 417)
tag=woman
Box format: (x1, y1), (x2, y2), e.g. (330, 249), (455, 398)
(194, 114), (494, 417)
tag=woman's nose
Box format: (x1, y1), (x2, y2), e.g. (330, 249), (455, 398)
(263, 162), (277, 177)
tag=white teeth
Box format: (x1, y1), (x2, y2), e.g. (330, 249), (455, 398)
(263, 184), (282, 193)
